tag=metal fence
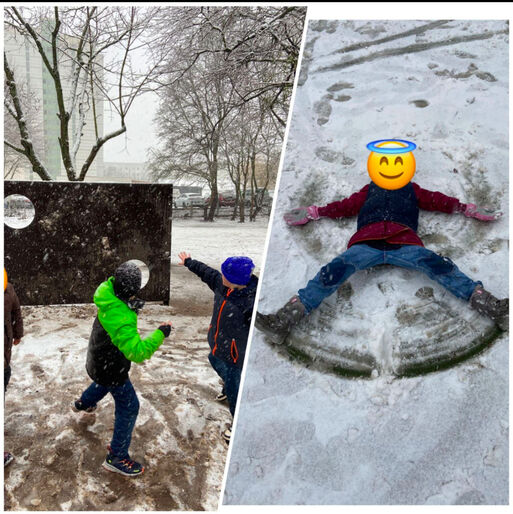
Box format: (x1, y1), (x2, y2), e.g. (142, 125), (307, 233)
(173, 203), (271, 219)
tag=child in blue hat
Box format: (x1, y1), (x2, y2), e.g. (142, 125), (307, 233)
(178, 252), (258, 442)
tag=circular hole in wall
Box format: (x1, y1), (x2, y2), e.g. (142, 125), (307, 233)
(4, 194), (36, 228)
(124, 259), (150, 289)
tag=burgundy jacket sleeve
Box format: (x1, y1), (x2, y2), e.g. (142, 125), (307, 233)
(317, 185), (369, 219)
(412, 183), (465, 213)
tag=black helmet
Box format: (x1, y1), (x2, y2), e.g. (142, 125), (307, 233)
(113, 262), (142, 300)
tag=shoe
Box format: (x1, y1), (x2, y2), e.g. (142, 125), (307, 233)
(222, 426), (232, 443)
(255, 296), (307, 343)
(102, 452), (145, 477)
(469, 286), (509, 331)
(4, 452), (14, 467)
(216, 390), (227, 402)
(72, 399), (97, 413)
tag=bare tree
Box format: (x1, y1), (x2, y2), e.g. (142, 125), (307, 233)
(4, 78), (44, 179)
(149, 53), (237, 221)
(149, 6), (304, 221)
(222, 103), (261, 223)
(4, 6), (160, 181)
(249, 121), (281, 221)
(221, 95), (282, 222)
(149, 6), (306, 126)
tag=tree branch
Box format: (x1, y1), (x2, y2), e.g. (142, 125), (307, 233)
(4, 140), (26, 155)
(78, 126), (126, 181)
(4, 53), (52, 180)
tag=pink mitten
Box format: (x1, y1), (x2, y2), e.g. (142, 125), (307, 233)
(463, 203), (503, 221)
(283, 206), (320, 226)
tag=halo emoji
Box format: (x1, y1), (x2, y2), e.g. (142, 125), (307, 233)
(366, 139), (417, 154)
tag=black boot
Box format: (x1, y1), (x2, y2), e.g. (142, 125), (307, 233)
(255, 296), (307, 343)
(469, 285), (509, 331)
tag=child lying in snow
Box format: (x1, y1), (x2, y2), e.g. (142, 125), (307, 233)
(73, 262), (172, 477)
(256, 139), (508, 341)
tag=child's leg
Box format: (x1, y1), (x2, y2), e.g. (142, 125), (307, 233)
(298, 244), (384, 312)
(4, 365), (11, 393)
(80, 381), (109, 409)
(109, 380), (140, 459)
(208, 352), (226, 382)
(223, 366), (242, 418)
(385, 245), (481, 300)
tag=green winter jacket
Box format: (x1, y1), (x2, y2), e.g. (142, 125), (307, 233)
(93, 277), (164, 363)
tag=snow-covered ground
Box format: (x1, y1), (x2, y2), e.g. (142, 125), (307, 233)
(4, 218), (269, 511)
(224, 20), (508, 505)
(4, 214), (35, 229)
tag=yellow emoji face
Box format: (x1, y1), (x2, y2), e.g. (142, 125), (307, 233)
(367, 140), (416, 190)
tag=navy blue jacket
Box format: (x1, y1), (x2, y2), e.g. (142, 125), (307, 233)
(184, 258), (257, 369)
(357, 182), (419, 232)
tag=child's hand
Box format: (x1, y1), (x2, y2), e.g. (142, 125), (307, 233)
(284, 206), (321, 226)
(158, 322), (172, 338)
(13, 338), (22, 346)
(178, 252), (191, 265)
(463, 203), (503, 221)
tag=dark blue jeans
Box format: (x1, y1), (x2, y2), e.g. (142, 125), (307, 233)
(208, 352), (241, 417)
(80, 379), (139, 459)
(298, 244), (481, 313)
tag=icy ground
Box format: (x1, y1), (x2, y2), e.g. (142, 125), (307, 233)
(4, 218), (268, 511)
(224, 20), (508, 505)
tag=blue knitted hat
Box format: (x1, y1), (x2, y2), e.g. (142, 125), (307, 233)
(221, 256), (255, 286)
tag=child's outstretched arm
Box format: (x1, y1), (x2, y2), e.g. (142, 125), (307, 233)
(412, 183), (502, 221)
(100, 314), (171, 363)
(284, 185), (369, 226)
(178, 252), (223, 292)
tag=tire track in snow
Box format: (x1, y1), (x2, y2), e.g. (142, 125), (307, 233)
(315, 29), (508, 73)
(327, 20), (451, 56)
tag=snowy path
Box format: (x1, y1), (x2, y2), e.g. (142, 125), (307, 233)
(224, 20), (508, 505)
(4, 218), (269, 510)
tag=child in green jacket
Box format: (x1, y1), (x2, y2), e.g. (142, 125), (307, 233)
(73, 262), (172, 477)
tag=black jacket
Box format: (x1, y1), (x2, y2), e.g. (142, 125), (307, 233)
(86, 316), (131, 387)
(185, 258), (257, 369)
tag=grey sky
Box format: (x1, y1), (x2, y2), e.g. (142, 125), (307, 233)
(103, 90), (159, 164)
(103, 41), (160, 164)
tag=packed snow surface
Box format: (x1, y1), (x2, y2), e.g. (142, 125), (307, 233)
(224, 20), (508, 505)
(4, 218), (269, 511)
